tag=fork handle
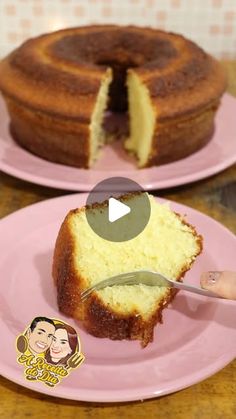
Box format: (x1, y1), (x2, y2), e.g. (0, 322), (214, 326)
(171, 280), (223, 298)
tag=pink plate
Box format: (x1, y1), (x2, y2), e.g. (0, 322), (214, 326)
(0, 193), (235, 402)
(0, 94), (236, 191)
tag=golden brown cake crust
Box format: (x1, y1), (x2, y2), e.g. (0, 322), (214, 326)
(146, 101), (218, 166)
(0, 25), (227, 168)
(0, 25), (226, 118)
(6, 97), (90, 167)
(52, 204), (203, 347)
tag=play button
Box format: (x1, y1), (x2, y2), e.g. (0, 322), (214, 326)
(85, 177), (151, 242)
(108, 198), (131, 222)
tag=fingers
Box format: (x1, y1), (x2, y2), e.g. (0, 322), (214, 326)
(200, 271), (236, 300)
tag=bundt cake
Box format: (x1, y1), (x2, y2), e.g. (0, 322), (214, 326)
(0, 25), (226, 168)
(52, 193), (202, 347)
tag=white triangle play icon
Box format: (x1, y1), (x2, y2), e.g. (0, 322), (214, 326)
(108, 197), (131, 223)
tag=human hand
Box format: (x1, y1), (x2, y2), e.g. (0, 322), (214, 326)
(200, 271), (236, 300)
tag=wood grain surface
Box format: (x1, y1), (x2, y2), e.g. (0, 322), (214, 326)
(0, 61), (235, 419)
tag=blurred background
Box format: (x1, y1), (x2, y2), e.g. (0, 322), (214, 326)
(0, 0), (235, 59)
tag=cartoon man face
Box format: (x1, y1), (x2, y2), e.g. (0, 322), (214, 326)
(27, 318), (55, 355)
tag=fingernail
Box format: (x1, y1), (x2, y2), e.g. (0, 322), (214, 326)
(205, 271), (221, 285)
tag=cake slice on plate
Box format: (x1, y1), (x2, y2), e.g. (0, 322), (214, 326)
(53, 193), (202, 347)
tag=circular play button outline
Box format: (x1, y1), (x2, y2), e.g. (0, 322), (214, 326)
(85, 177), (151, 242)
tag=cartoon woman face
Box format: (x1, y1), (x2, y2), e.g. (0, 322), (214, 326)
(50, 328), (72, 362)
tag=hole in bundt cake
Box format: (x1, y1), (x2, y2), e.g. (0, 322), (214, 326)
(91, 57), (156, 167)
(95, 59), (140, 161)
(95, 59), (138, 113)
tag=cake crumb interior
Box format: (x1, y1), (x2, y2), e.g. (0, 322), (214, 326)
(90, 65), (156, 168)
(89, 69), (112, 167)
(70, 195), (200, 319)
(125, 70), (156, 167)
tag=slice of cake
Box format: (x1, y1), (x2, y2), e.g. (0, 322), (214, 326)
(53, 193), (202, 347)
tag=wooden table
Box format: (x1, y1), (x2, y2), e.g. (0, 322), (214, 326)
(0, 62), (235, 419)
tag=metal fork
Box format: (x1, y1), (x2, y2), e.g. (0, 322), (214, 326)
(80, 270), (223, 301)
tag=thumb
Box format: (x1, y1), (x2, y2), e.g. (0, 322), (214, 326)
(200, 271), (236, 300)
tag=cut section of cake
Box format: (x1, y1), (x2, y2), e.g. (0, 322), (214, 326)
(89, 69), (112, 166)
(53, 193), (202, 347)
(0, 26), (226, 169)
(125, 70), (156, 167)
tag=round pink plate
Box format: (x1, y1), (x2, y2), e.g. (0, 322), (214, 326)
(0, 193), (235, 402)
(0, 94), (236, 191)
